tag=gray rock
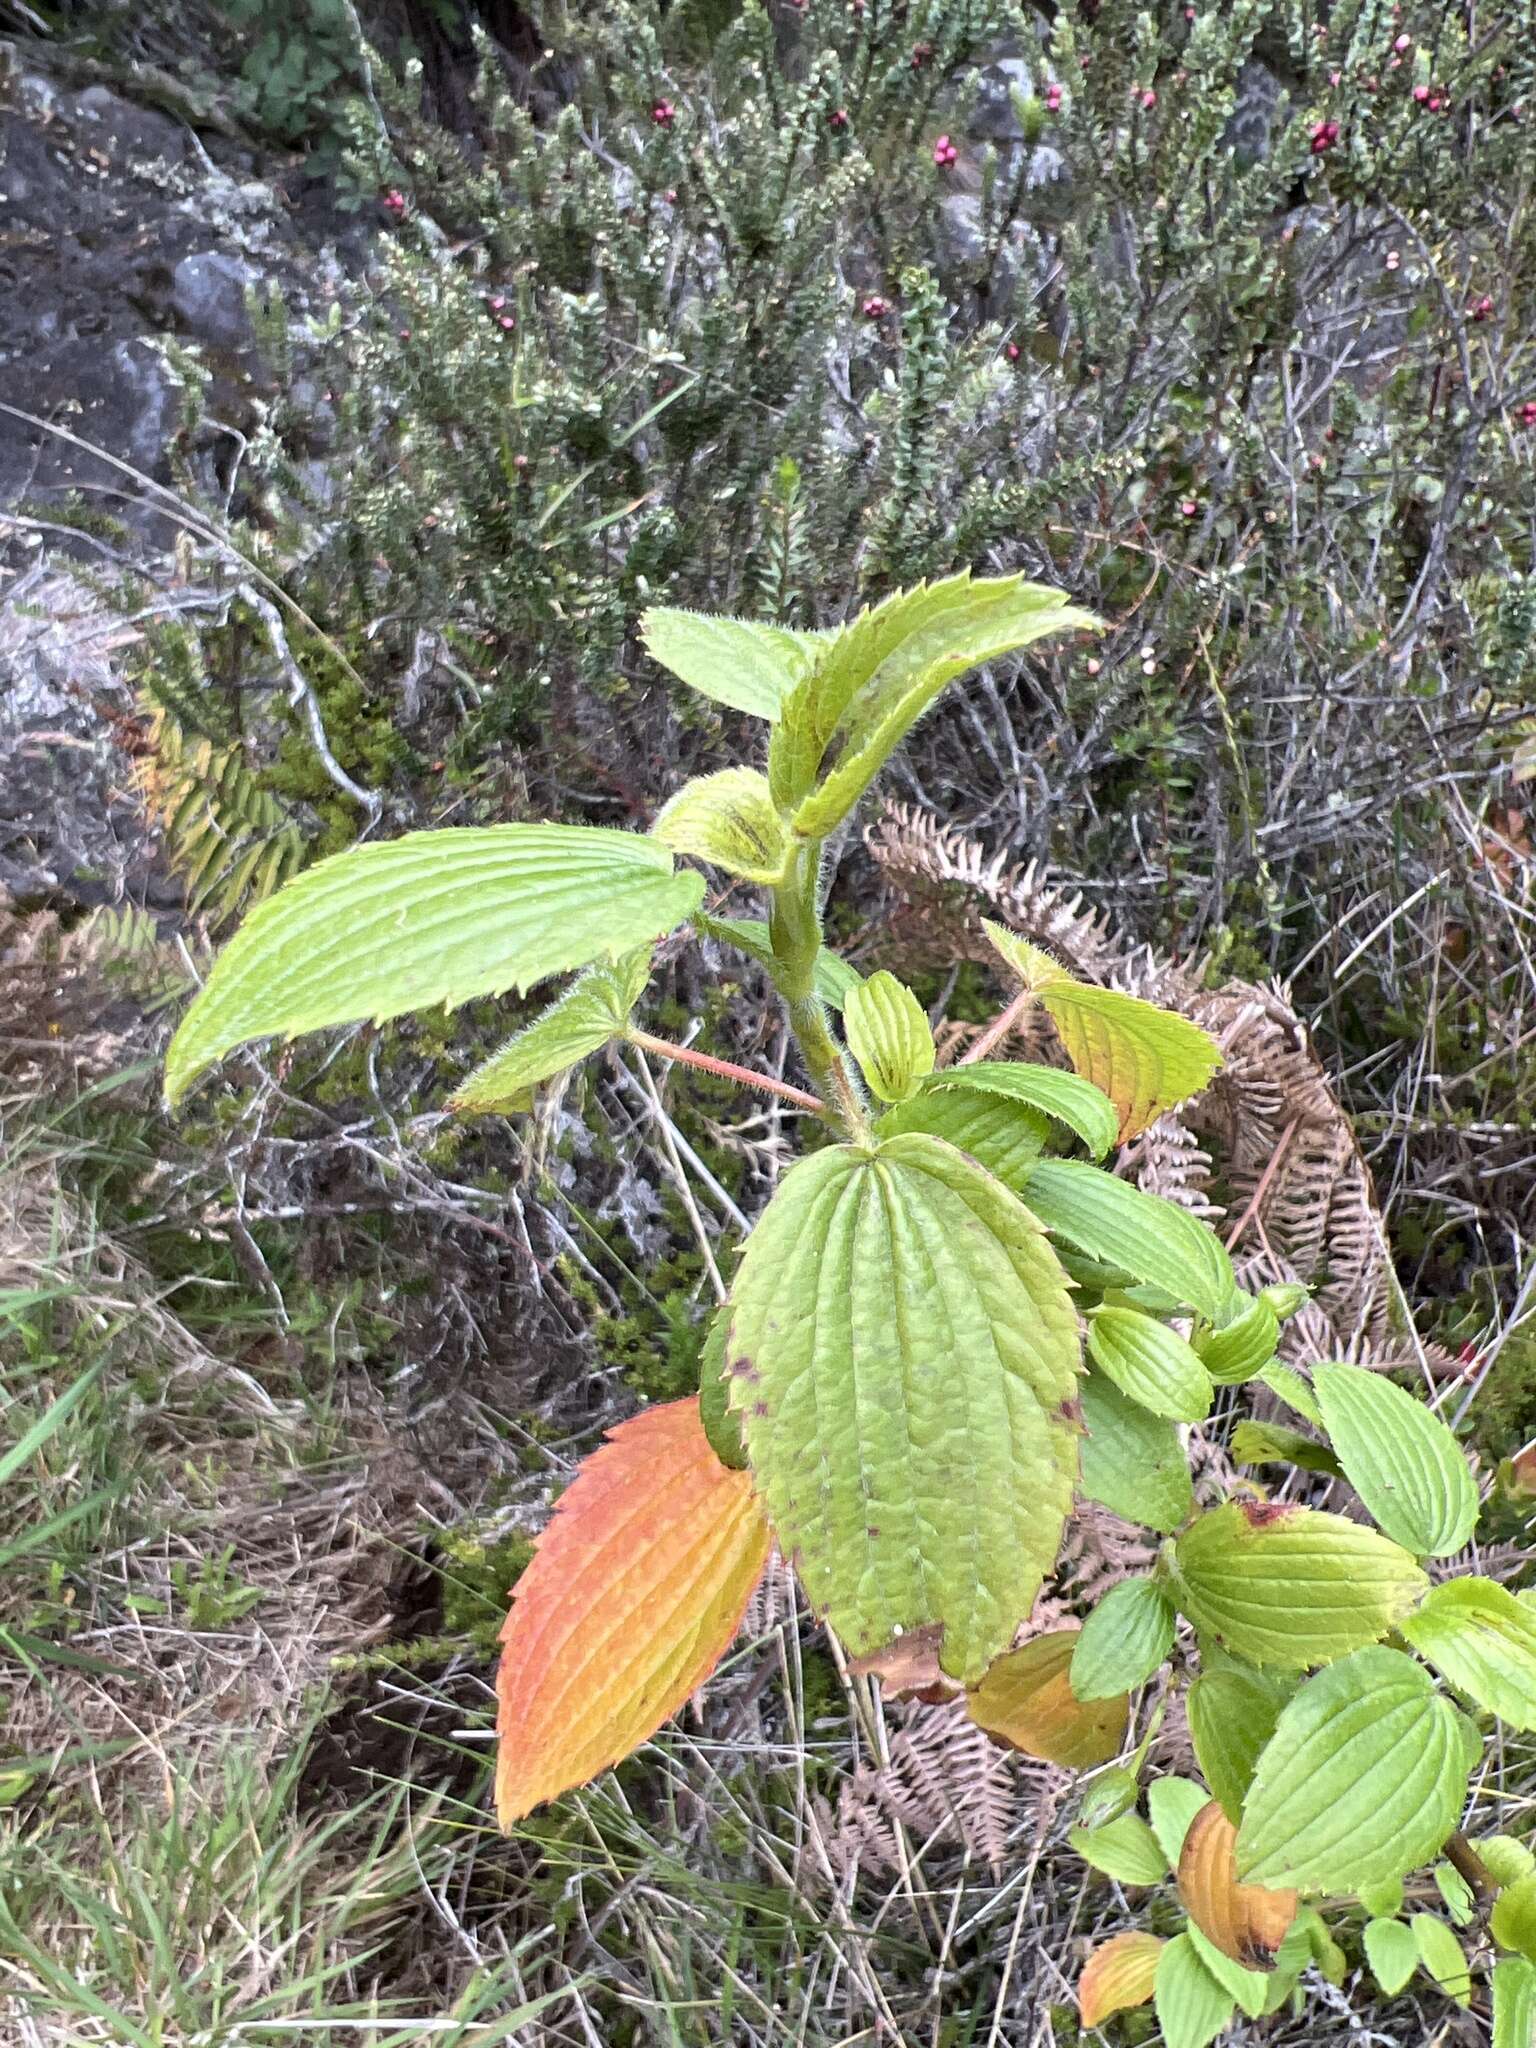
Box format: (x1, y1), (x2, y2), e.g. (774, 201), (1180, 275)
(970, 57), (1036, 143)
(71, 83), (191, 166)
(1224, 60), (1289, 165)
(171, 251), (263, 353)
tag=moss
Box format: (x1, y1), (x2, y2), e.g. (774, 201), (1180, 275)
(436, 1519), (538, 1643)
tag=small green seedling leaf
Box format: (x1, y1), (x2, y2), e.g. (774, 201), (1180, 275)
(1078, 1370), (1194, 1533)
(842, 971), (935, 1104)
(1077, 1763), (1140, 1829)
(1153, 1932), (1237, 2048)
(641, 607), (820, 720)
(1360, 1876), (1405, 1918)
(1186, 1668), (1286, 1822)
(982, 923), (1221, 1139)
(1020, 1158), (1236, 1320)
(1087, 1306), (1213, 1422)
(1258, 1363), (1323, 1427)
(1401, 1577), (1536, 1728)
(1433, 1861), (1476, 1926)
(920, 1060), (1118, 1159)
(651, 767), (789, 883)
(1314, 1359), (1478, 1557)
(1363, 1916), (1418, 1996)
(1236, 1647), (1472, 1892)
(1068, 1810), (1169, 1886)
(165, 826), (703, 1107)
(450, 948), (651, 1111)
(1170, 1502), (1427, 1670)
(1411, 1913), (1472, 2004)
(1479, 1836), (1536, 1888)
(1070, 1578), (1177, 1700)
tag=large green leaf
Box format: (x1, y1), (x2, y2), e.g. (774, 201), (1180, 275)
(164, 827), (703, 1107)
(921, 1061), (1118, 1159)
(1313, 1360), (1478, 1557)
(1153, 1933), (1236, 2048)
(1070, 1578), (1177, 1701)
(1187, 1668), (1287, 1822)
(450, 948), (651, 1112)
(1086, 1306), (1213, 1422)
(1493, 1958), (1536, 2048)
(640, 607), (821, 720)
(876, 1089), (1050, 1189)
(1019, 1159), (1235, 1320)
(982, 924), (1221, 1139)
(1236, 1648), (1472, 1891)
(1401, 1577), (1536, 1729)
(1078, 1370), (1194, 1533)
(697, 913), (860, 1010)
(724, 1132), (1081, 1683)
(651, 768), (789, 884)
(1169, 1503), (1427, 1670)
(769, 573), (1097, 829)
(843, 972), (935, 1104)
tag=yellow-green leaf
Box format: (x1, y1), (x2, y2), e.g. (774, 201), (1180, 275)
(1197, 1294), (1280, 1384)
(1169, 1502), (1428, 1670)
(1494, 1957), (1536, 2048)
(697, 912), (860, 1009)
(1087, 1306), (1213, 1422)
(876, 1087), (1050, 1189)
(1187, 1667), (1288, 1823)
(1078, 1932), (1164, 2028)
(1148, 1776), (1212, 1868)
(1078, 1369), (1194, 1533)
(641, 607), (821, 720)
(1313, 1360), (1479, 1557)
(1411, 1913), (1472, 2004)
(1153, 1932), (1237, 2048)
(1019, 1158), (1235, 1320)
(1230, 1420), (1342, 1477)
(651, 767), (789, 884)
(920, 1060), (1118, 1159)
(1070, 1577), (1177, 1700)
(1236, 1647), (1473, 1891)
(1069, 1809), (1169, 1884)
(966, 1628), (1128, 1767)
(450, 947), (651, 1112)
(1401, 1577), (1536, 1730)
(1363, 1917), (1418, 1995)
(842, 971), (935, 1104)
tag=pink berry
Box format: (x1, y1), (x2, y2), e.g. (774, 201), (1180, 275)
(382, 189), (406, 214)
(1427, 95), (1441, 111)
(1310, 119), (1339, 153)
(1180, 499), (1199, 517)
(1141, 88), (1157, 109)
(652, 100), (675, 127)
(1414, 84), (1431, 101)
(499, 315), (515, 330)
(1520, 401), (1536, 426)
(1394, 32), (1412, 50)
(829, 107), (849, 130)
(489, 295), (505, 310)
(1005, 341), (1020, 361)
(1046, 84), (1062, 110)
(933, 133), (958, 167)
(862, 295), (889, 319)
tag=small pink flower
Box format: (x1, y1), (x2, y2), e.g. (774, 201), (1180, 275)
(499, 315), (515, 330)
(382, 188), (406, 215)
(664, 188), (678, 202)
(1005, 341), (1021, 362)
(1414, 84), (1431, 102)
(1045, 83), (1063, 111)
(1141, 88), (1157, 109)
(933, 133), (958, 167)
(1394, 32), (1412, 51)
(1428, 95), (1442, 111)
(1310, 119), (1340, 153)
(862, 294), (890, 319)
(1471, 294), (1494, 320)
(488, 295), (506, 310)
(1330, 69), (1341, 85)
(1519, 401), (1536, 427)
(1180, 499), (1199, 518)
(652, 100), (676, 127)
(399, 327), (410, 340)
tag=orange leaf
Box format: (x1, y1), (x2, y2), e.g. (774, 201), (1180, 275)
(1178, 1797), (1298, 1967)
(1078, 1931), (1164, 2026)
(965, 1628), (1128, 1768)
(495, 1397), (770, 1824)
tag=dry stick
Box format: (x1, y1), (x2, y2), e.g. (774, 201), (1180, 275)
(956, 988), (1034, 1068)
(629, 1047), (726, 1307)
(1224, 1117), (1301, 1254)
(626, 1028), (825, 1116)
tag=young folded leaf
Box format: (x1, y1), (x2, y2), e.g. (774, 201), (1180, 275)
(982, 922), (1222, 1139)
(1236, 1647), (1473, 1891)
(920, 1060), (1118, 1159)
(1178, 1799), (1298, 1968)
(1078, 1369), (1194, 1533)
(1020, 1158), (1236, 1321)
(1078, 1932), (1164, 2028)
(495, 1399), (769, 1824)
(842, 971), (935, 1103)
(1087, 1306), (1213, 1422)
(1196, 1294), (1281, 1384)
(1230, 1420), (1342, 1477)
(640, 607), (822, 720)
(696, 1311), (746, 1471)
(966, 1629), (1128, 1767)
(1400, 1577), (1536, 1730)
(724, 1133), (1081, 1683)
(876, 1087), (1050, 1189)
(1313, 1360), (1478, 1557)
(450, 947), (652, 1111)
(1154, 1932), (1236, 2048)
(164, 825), (703, 1107)
(651, 767), (790, 884)
(1169, 1502), (1427, 1669)
(1070, 1576), (1177, 1699)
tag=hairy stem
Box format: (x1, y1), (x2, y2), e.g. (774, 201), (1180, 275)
(768, 841), (871, 1143)
(956, 986), (1034, 1067)
(626, 1029), (825, 1116)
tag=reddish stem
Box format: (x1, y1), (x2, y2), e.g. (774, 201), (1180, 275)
(628, 1029), (826, 1115)
(956, 987), (1034, 1067)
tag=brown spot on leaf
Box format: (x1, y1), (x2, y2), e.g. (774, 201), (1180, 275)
(848, 1623), (960, 1701)
(1238, 1498), (1298, 1529)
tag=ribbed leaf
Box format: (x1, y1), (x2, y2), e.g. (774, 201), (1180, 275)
(725, 1132), (1081, 1683)
(1019, 1159), (1235, 1320)
(983, 923), (1221, 1139)
(876, 1087), (1050, 1189)
(1230, 1420), (1342, 1477)
(1236, 1648), (1472, 1890)
(1314, 1360), (1478, 1557)
(1179, 1799), (1297, 1968)
(1069, 1810), (1169, 1884)
(165, 826), (703, 1107)
(1078, 1933), (1164, 2028)
(843, 971), (935, 1104)
(1170, 1502), (1427, 1670)
(1154, 1933), (1237, 2048)
(770, 572), (1098, 827)
(1197, 1294), (1281, 1384)
(641, 607), (820, 719)
(1187, 1668), (1287, 1822)
(697, 1311), (745, 1471)
(450, 948), (651, 1111)
(921, 1060), (1118, 1159)
(967, 1629), (1128, 1768)
(1401, 1577), (1536, 1729)
(495, 1399), (769, 1822)
(1363, 1916), (1418, 1995)
(651, 768), (789, 883)
(1087, 1306), (1213, 1422)
(1493, 1958), (1536, 2048)
(1148, 1776), (1212, 1868)
(1071, 1578), (1177, 1700)
(697, 912), (860, 1009)
(1078, 1369), (1194, 1533)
